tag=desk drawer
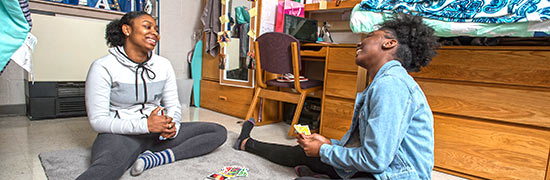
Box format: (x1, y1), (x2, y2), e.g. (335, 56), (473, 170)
(301, 46), (327, 58)
(327, 47), (357, 72)
(200, 80), (253, 118)
(320, 96), (354, 139)
(325, 72), (358, 99)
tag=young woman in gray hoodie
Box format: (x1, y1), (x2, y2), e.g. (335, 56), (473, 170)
(77, 11), (227, 179)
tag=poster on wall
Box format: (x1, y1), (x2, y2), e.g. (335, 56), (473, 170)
(86, 0), (150, 12)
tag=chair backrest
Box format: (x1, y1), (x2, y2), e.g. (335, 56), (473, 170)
(255, 32), (301, 74)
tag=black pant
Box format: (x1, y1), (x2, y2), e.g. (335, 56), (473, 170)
(77, 122), (227, 180)
(245, 138), (374, 179)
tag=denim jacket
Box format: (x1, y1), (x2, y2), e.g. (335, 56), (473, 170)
(319, 60), (434, 180)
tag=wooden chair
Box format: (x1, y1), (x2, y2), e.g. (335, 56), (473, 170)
(245, 32), (323, 137)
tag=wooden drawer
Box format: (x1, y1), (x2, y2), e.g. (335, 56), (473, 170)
(200, 80), (252, 118)
(301, 46), (327, 58)
(434, 114), (550, 180)
(320, 96), (354, 139)
(418, 80), (550, 128)
(324, 72), (358, 99)
(327, 47), (357, 72)
(411, 48), (550, 88)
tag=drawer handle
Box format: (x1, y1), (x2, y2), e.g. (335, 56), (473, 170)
(218, 96), (227, 101)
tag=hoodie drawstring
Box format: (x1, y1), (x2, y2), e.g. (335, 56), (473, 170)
(135, 62), (156, 115)
(135, 63), (156, 101)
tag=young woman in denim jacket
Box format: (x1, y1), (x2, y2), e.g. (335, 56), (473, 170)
(234, 13), (440, 180)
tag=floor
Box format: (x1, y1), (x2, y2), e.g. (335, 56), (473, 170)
(0, 107), (465, 180)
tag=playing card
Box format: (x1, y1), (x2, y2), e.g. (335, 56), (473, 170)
(220, 166), (242, 177)
(236, 168), (248, 177)
(207, 173), (229, 180)
(294, 124), (311, 135)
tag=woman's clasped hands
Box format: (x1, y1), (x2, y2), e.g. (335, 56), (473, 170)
(147, 106), (176, 139)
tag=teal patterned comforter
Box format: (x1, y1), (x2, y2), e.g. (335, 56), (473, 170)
(350, 5), (550, 37)
(359, 0), (550, 23)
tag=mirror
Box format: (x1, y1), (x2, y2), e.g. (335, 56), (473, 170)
(220, 0), (256, 88)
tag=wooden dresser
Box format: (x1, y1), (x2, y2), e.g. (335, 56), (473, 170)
(409, 46), (550, 180)
(199, 47), (254, 119)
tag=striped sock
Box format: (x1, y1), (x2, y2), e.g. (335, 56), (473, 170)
(130, 149), (175, 176)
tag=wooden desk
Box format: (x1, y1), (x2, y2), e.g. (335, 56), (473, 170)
(301, 43), (367, 139)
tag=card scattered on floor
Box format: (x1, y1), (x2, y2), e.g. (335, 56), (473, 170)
(206, 166), (248, 180)
(294, 124), (311, 135)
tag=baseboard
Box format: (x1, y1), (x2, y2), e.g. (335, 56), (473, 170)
(0, 104), (26, 116)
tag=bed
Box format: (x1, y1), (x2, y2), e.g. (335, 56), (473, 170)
(350, 4), (550, 37)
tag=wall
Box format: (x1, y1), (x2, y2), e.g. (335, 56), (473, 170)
(0, 62), (25, 107)
(31, 13), (110, 81)
(159, 0), (203, 80)
(159, 0), (203, 106)
(308, 10), (362, 44)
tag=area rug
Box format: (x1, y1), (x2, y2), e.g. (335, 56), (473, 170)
(39, 132), (296, 180)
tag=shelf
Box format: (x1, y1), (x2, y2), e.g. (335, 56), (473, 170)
(304, 0), (361, 12)
(29, 0), (124, 21)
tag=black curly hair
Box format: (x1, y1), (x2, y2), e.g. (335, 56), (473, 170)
(105, 11), (150, 47)
(379, 13), (440, 72)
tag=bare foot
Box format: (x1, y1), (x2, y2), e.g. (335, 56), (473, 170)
(241, 138), (248, 150)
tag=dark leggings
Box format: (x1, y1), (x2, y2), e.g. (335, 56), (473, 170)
(77, 122), (227, 180)
(245, 138), (374, 179)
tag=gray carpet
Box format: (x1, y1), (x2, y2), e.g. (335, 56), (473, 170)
(39, 132), (296, 180)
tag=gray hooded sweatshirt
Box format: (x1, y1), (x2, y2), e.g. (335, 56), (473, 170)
(85, 46), (181, 137)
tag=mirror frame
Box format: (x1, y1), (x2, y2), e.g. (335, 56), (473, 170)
(219, 0), (259, 88)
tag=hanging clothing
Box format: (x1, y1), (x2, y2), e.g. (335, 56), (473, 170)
(8, 0), (36, 81)
(234, 6), (250, 59)
(10, 33), (37, 82)
(233, 23), (250, 59)
(0, 0), (31, 75)
(18, 0), (32, 28)
(235, 6), (250, 24)
(201, 0), (221, 57)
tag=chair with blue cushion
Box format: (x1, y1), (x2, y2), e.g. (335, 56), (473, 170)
(245, 32), (323, 137)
